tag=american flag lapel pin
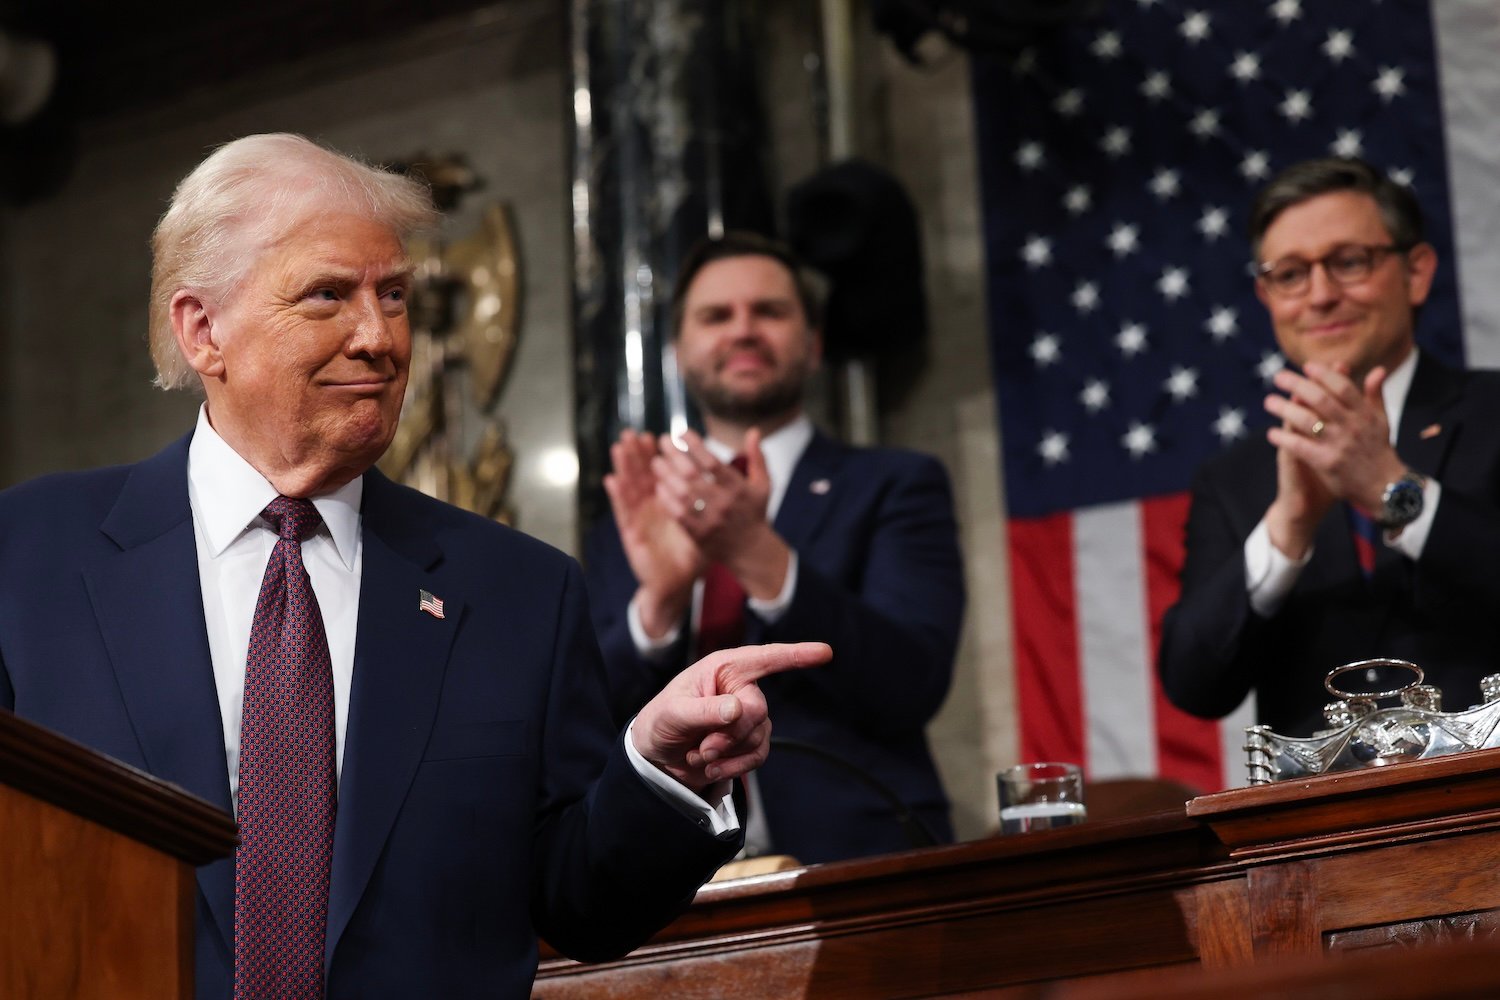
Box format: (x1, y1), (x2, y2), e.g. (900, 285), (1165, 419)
(809, 478), (832, 495)
(419, 589), (445, 619)
(1420, 423), (1442, 440)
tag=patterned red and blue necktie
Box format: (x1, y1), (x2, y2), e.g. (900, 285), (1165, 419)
(1347, 504), (1379, 579)
(696, 455), (750, 658)
(234, 497), (336, 1000)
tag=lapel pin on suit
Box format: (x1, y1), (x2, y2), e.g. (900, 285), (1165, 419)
(1420, 423), (1442, 440)
(809, 478), (832, 495)
(418, 589), (445, 619)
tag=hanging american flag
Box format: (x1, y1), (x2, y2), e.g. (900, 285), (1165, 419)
(969, 0), (1486, 792)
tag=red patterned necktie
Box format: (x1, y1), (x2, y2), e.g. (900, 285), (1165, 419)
(1347, 504), (1379, 578)
(235, 497), (336, 1000)
(696, 456), (750, 658)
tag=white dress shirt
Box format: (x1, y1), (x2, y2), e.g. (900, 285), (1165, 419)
(188, 406), (734, 831)
(1247, 349), (1443, 615)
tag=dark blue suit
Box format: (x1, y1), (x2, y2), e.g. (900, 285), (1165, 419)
(585, 431), (964, 865)
(1160, 355), (1500, 738)
(0, 434), (739, 999)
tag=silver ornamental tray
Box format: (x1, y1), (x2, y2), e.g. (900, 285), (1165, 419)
(1245, 659), (1500, 785)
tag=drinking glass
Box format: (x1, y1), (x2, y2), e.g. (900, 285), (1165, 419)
(998, 762), (1086, 834)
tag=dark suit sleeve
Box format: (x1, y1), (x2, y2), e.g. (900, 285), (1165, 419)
(1158, 462), (1272, 720)
(758, 453), (964, 734)
(582, 519), (692, 728)
(530, 560), (738, 960)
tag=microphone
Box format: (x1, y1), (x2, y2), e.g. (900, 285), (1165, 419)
(769, 736), (940, 850)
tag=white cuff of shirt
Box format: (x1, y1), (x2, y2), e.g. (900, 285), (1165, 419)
(1384, 478), (1441, 560)
(746, 550), (798, 624)
(624, 718), (741, 835)
(1245, 517), (1312, 617)
(627, 595), (684, 661)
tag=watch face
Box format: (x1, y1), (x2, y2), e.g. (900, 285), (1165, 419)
(1382, 476), (1424, 527)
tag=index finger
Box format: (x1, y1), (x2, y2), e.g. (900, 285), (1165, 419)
(1301, 361), (1361, 406)
(709, 642), (832, 690)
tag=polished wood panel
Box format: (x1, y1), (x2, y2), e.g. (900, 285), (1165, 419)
(539, 747), (1500, 998)
(0, 710), (236, 1000)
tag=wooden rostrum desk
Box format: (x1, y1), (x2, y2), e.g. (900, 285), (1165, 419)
(536, 747), (1500, 998)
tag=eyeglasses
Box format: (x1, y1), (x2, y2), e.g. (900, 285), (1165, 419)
(1253, 243), (1412, 299)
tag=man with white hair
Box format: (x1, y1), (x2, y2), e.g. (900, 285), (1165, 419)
(0, 133), (829, 999)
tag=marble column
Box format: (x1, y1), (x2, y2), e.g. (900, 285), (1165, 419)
(568, 0), (773, 536)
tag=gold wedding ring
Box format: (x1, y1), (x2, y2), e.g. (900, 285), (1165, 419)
(1310, 419), (1325, 437)
(693, 498), (707, 513)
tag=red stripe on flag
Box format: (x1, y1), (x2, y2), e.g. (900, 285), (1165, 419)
(1140, 492), (1224, 794)
(1008, 514), (1085, 767)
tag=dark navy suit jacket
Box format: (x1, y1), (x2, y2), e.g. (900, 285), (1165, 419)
(1159, 355), (1500, 737)
(0, 434), (739, 999)
(585, 431), (965, 865)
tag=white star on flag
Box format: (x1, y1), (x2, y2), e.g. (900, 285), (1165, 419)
(1157, 266), (1190, 301)
(1270, 0), (1302, 26)
(1165, 366), (1200, 401)
(1141, 71), (1172, 101)
(1323, 30), (1355, 63)
(1205, 306), (1238, 340)
(1030, 332), (1062, 366)
(1054, 89), (1085, 117)
(1189, 109), (1221, 139)
(1107, 223), (1140, 257)
(1021, 235), (1053, 269)
(1072, 282), (1100, 313)
(1179, 11), (1211, 44)
(1197, 207), (1229, 241)
(1229, 52), (1261, 82)
(1241, 150), (1271, 180)
(1122, 422), (1158, 458)
(1016, 141), (1045, 171)
(1080, 379), (1111, 412)
(1092, 31), (1123, 59)
(1374, 66), (1406, 102)
(1150, 168), (1181, 199)
(1214, 407), (1247, 442)
(1038, 431), (1071, 466)
(1258, 352), (1287, 382)
(1116, 322), (1148, 356)
(1101, 126), (1132, 158)
(1063, 185), (1092, 215)
(1280, 89), (1313, 123)
(1331, 129), (1364, 158)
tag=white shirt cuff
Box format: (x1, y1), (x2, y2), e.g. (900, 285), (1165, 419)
(623, 719), (741, 835)
(1246, 516), (1312, 617)
(1384, 478), (1441, 560)
(627, 594), (683, 661)
(746, 550), (798, 624)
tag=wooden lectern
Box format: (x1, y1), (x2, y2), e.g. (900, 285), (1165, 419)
(0, 710), (236, 1000)
(537, 746), (1500, 997)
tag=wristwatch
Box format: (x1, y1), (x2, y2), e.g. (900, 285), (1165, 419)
(1377, 472), (1427, 529)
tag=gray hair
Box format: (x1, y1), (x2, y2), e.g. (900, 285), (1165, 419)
(1249, 156), (1425, 261)
(148, 133), (439, 390)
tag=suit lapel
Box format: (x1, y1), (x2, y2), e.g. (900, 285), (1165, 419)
(1396, 353), (1463, 480)
(82, 435), (237, 950)
(774, 432), (845, 551)
(325, 471), (460, 964)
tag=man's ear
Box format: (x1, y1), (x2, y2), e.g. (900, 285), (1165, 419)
(1405, 242), (1438, 308)
(170, 290), (225, 379)
(809, 328), (825, 369)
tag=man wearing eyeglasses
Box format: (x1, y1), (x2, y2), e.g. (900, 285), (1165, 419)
(1159, 157), (1500, 740)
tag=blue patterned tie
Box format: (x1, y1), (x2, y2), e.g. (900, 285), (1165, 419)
(1347, 504), (1379, 579)
(235, 497), (335, 999)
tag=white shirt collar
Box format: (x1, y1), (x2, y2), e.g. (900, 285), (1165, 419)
(1381, 347), (1419, 446)
(186, 405), (363, 569)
